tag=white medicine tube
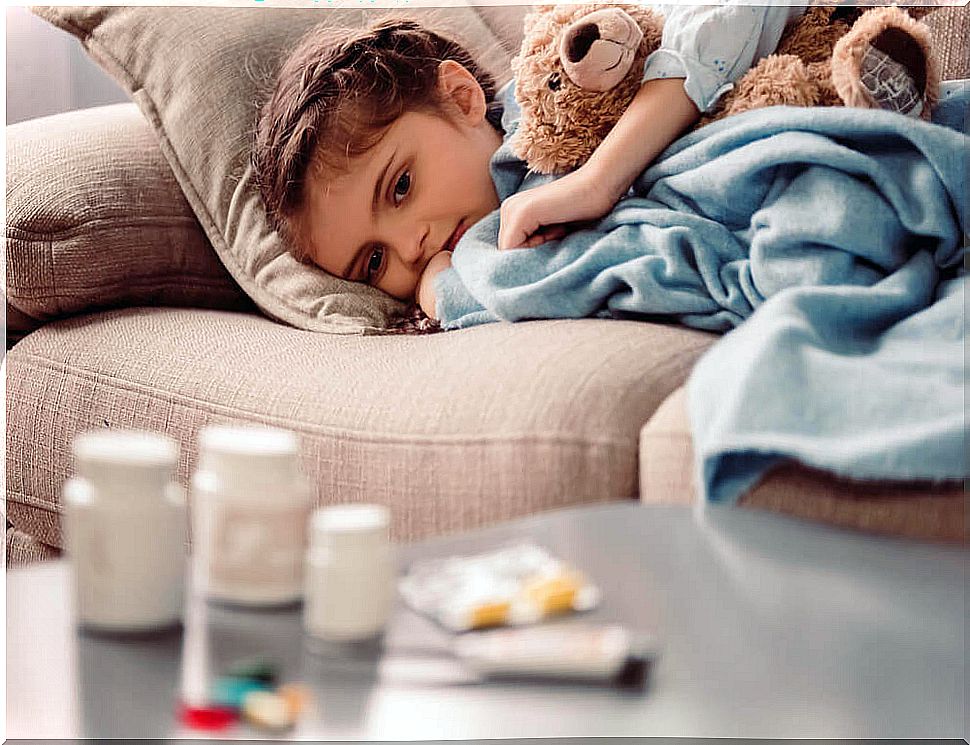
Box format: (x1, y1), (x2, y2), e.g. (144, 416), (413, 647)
(453, 624), (657, 688)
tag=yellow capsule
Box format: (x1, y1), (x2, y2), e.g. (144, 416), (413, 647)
(469, 601), (511, 629)
(242, 690), (294, 732)
(521, 571), (584, 616)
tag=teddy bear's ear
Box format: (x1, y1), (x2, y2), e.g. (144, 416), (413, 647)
(526, 5), (561, 32)
(520, 5), (549, 42)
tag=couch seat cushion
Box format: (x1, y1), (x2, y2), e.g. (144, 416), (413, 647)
(6, 309), (714, 545)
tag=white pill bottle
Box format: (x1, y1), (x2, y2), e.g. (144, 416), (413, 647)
(62, 429), (186, 632)
(304, 504), (394, 641)
(190, 425), (313, 606)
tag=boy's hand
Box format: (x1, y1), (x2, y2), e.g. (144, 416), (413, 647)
(416, 250), (453, 320)
(498, 78), (699, 251)
(497, 165), (620, 250)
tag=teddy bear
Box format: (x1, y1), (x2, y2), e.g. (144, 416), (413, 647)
(511, 3), (942, 175)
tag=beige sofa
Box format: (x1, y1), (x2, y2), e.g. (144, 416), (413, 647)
(6, 5), (967, 566)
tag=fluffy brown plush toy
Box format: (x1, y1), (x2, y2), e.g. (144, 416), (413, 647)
(512, 4), (942, 175)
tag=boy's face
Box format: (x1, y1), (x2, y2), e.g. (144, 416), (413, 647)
(299, 93), (502, 302)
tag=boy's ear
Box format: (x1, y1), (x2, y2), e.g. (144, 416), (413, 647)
(436, 60), (487, 123)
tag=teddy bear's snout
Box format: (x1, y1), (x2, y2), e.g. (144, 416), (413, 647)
(564, 22), (602, 63)
(559, 8), (644, 92)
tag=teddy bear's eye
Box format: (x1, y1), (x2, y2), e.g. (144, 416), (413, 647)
(547, 72), (562, 92)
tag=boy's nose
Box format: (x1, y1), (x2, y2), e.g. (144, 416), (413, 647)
(394, 224), (429, 267)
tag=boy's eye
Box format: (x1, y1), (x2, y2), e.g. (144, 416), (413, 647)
(392, 171), (411, 205)
(365, 246), (384, 281)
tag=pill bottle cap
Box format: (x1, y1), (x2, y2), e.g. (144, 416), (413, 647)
(197, 425), (303, 492)
(310, 504), (390, 556)
(73, 429), (178, 485)
(74, 429), (178, 466)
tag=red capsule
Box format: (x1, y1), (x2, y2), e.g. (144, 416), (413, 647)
(177, 700), (237, 731)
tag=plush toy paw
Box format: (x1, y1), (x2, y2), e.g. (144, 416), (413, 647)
(859, 43), (925, 117)
(831, 6), (941, 120)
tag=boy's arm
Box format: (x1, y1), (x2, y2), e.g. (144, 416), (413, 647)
(583, 77), (699, 207)
(498, 78), (698, 250)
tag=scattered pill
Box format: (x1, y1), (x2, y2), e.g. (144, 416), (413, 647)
(243, 690), (295, 732)
(277, 683), (312, 717)
(177, 701), (237, 732)
(210, 675), (273, 710)
(226, 658), (280, 686)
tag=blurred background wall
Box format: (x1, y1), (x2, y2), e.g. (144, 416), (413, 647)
(6, 6), (128, 125)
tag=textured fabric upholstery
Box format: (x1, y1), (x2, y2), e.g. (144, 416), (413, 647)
(6, 308), (715, 546)
(4, 104), (253, 347)
(5, 526), (60, 567)
(925, 5), (970, 80)
(640, 388), (967, 543)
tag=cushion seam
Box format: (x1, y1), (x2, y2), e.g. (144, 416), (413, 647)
(6, 216), (202, 240)
(10, 349), (641, 451)
(6, 493), (59, 515)
(8, 278), (242, 300)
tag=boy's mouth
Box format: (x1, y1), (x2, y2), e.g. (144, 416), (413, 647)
(443, 220), (467, 253)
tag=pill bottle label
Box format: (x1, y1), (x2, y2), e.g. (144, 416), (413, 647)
(205, 503), (311, 596)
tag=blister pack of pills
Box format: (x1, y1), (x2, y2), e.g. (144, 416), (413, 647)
(398, 543), (601, 631)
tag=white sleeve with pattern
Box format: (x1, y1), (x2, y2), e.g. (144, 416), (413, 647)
(642, 4), (806, 113)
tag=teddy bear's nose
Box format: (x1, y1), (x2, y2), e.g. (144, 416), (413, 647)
(564, 22), (600, 63)
(559, 8), (644, 92)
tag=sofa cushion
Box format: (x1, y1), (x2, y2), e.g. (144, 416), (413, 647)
(639, 387), (966, 543)
(5, 526), (59, 568)
(32, 5), (512, 334)
(5, 308), (715, 545)
(925, 6), (970, 80)
(4, 104), (253, 347)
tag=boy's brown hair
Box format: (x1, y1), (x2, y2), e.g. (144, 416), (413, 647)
(253, 16), (500, 258)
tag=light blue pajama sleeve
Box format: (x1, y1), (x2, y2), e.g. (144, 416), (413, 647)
(643, 4), (806, 113)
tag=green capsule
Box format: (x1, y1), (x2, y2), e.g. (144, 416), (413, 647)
(210, 675), (273, 710)
(224, 658), (280, 686)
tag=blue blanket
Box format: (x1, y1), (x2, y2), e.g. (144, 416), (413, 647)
(434, 81), (969, 502)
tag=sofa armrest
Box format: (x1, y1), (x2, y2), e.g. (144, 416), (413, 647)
(640, 386), (966, 542)
(5, 103), (253, 346)
(926, 5), (969, 80)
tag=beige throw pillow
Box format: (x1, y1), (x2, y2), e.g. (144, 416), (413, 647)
(33, 5), (511, 334)
(5, 103), (254, 346)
